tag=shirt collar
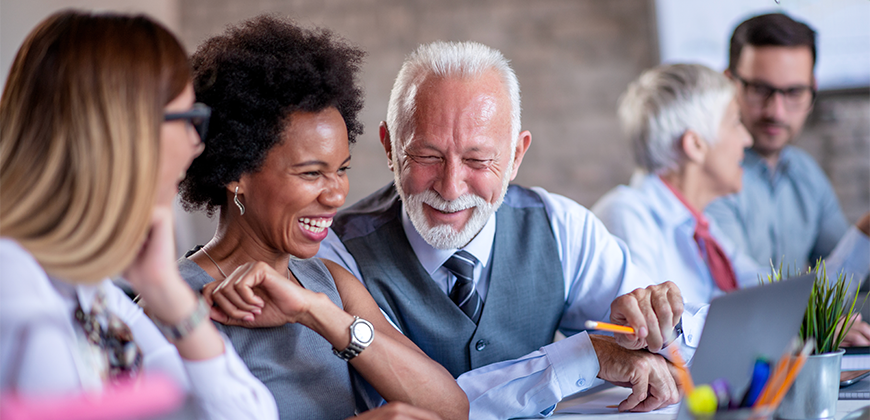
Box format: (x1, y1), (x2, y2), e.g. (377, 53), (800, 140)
(744, 146), (793, 177)
(659, 176), (710, 230)
(638, 174), (696, 229)
(400, 202), (496, 275)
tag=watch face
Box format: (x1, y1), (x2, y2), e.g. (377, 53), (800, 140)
(352, 321), (373, 344)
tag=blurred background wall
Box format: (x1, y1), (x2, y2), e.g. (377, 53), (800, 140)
(2, 0), (867, 254)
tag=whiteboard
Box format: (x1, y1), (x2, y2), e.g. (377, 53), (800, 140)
(655, 0), (870, 90)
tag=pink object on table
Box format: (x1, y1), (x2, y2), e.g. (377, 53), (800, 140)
(0, 373), (183, 420)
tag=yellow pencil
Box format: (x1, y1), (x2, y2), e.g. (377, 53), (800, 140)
(585, 320), (636, 334)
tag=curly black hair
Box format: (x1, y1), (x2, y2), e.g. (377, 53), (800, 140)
(179, 15), (365, 215)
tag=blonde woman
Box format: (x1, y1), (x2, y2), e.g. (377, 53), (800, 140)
(0, 10), (277, 419)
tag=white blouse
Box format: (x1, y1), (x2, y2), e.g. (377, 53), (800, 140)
(0, 239), (278, 420)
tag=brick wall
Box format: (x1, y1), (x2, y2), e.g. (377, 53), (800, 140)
(797, 92), (870, 224)
(177, 0), (869, 224)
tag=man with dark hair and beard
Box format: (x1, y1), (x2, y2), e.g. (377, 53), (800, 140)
(707, 13), (870, 344)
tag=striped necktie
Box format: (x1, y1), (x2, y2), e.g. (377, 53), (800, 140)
(443, 250), (483, 324)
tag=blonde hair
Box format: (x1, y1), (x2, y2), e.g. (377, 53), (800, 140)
(0, 10), (190, 283)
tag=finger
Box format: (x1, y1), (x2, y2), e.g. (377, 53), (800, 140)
(215, 279), (262, 313)
(641, 359), (680, 410)
(614, 331), (645, 351)
(648, 289), (672, 352)
(209, 306), (229, 323)
(618, 367), (648, 412)
(211, 289), (256, 322)
(613, 291), (649, 340)
(201, 282), (220, 306)
(231, 276), (265, 309)
(630, 393), (667, 412)
(619, 383), (646, 412)
(663, 281), (684, 328)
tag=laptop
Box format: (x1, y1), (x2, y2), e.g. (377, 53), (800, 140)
(676, 273), (816, 420)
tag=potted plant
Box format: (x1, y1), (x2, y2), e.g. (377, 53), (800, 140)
(763, 261), (864, 420)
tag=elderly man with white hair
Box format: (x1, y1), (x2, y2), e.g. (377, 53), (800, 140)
(318, 41), (709, 419)
(591, 63), (862, 304)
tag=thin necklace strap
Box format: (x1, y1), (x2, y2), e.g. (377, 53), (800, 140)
(200, 246), (292, 281)
(200, 247), (228, 279)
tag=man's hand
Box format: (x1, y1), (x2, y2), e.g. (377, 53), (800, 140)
(591, 335), (681, 412)
(610, 282), (683, 352)
(839, 314), (870, 347)
(856, 211), (870, 236)
(349, 402), (442, 420)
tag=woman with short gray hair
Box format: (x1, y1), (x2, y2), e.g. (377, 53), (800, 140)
(591, 63), (759, 303)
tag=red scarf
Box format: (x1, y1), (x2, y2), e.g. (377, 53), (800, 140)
(660, 177), (738, 292)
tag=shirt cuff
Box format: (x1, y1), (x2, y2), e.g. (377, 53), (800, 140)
(659, 302), (706, 366)
(828, 226), (870, 282)
(542, 331), (600, 395)
(182, 335), (278, 418)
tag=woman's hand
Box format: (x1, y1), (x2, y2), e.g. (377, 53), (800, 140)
(124, 206), (224, 360)
(203, 261), (317, 328)
(124, 206), (197, 324)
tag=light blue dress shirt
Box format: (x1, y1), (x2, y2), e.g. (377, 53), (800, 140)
(706, 146), (870, 277)
(318, 187), (706, 419)
(593, 172), (869, 305)
(591, 175), (768, 304)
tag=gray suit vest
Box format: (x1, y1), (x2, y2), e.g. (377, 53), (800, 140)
(332, 183), (565, 378)
(179, 256), (358, 420)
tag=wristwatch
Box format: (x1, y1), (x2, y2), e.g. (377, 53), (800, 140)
(333, 316), (374, 361)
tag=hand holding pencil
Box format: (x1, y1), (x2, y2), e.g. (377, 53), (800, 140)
(608, 281), (684, 352)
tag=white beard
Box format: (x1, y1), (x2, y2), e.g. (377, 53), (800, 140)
(398, 167), (512, 249)
(402, 190), (496, 249)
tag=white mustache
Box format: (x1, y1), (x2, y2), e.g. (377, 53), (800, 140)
(418, 189), (486, 213)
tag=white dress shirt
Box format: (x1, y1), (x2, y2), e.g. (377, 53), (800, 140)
(318, 186), (707, 419)
(0, 238), (279, 420)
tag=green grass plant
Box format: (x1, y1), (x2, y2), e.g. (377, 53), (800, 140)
(761, 260), (866, 355)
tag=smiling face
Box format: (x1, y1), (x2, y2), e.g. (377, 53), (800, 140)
(733, 45), (814, 158)
(158, 84), (205, 207)
(391, 71), (526, 249)
(702, 98), (753, 197)
(237, 107), (350, 258)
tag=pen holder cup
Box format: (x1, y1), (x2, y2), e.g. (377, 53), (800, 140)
(692, 408), (775, 420)
(776, 350), (843, 420)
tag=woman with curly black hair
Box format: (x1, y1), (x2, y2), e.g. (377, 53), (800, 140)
(177, 15), (468, 420)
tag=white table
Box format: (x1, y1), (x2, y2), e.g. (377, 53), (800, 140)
(525, 384), (870, 420)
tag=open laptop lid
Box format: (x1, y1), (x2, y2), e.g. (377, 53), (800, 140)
(677, 273), (815, 419)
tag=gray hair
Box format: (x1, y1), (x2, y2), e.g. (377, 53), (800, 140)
(618, 63), (734, 174)
(386, 41), (521, 152)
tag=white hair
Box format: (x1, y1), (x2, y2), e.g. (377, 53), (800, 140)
(618, 63), (734, 174)
(386, 41), (521, 153)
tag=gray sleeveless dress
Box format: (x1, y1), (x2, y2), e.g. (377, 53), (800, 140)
(179, 254), (358, 420)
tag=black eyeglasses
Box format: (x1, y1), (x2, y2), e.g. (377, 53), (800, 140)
(730, 73), (816, 112)
(164, 103), (211, 140)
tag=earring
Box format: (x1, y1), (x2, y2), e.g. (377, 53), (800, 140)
(234, 186), (245, 215)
